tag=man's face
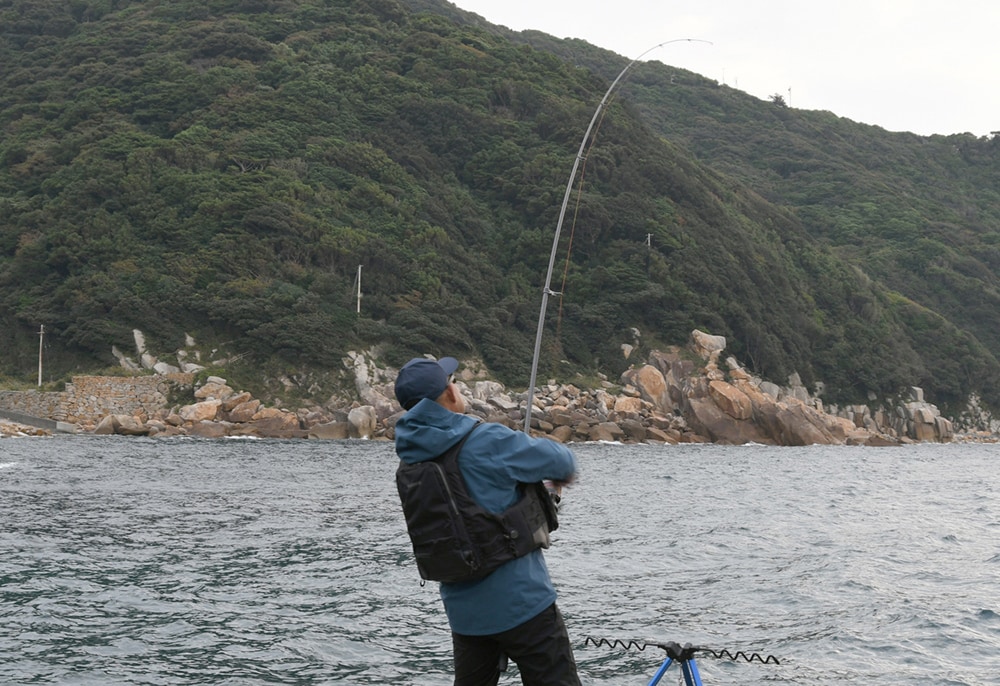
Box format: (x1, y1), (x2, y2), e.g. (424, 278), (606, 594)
(447, 376), (467, 414)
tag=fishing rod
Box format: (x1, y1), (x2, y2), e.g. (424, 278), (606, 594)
(523, 38), (712, 433)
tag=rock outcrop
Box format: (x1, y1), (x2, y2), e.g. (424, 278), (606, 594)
(614, 331), (949, 445)
(15, 330), (956, 446)
(1, 420), (51, 438)
(90, 375), (311, 439)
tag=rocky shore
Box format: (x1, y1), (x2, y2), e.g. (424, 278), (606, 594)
(17, 329), (952, 447)
(0, 420), (50, 438)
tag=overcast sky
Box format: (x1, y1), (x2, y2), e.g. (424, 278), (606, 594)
(449, 0), (998, 137)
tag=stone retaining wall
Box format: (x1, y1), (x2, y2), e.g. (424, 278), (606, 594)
(0, 374), (194, 426)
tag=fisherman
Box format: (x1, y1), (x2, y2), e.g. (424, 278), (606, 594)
(393, 356), (581, 686)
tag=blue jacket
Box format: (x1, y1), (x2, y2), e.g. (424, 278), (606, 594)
(394, 399), (577, 635)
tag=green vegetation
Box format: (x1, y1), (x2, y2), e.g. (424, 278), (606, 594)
(1, 0), (998, 417)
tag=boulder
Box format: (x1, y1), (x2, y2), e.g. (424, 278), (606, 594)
(188, 421), (230, 438)
(686, 396), (772, 445)
(152, 424), (188, 437)
(754, 398), (838, 446)
(546, 407), (576, 427)
(758, 381), (782, 398)
(144, 419), (167, 436)
(226, 399), (261, 423)
(473, 381), (506, 401)
(298, 409), (332, 429)
(133, 329), (147, 354)
(588, 422), (624, 442)
(489, 395), (520, 412)
(348, 406), (377, 439)
(863, 433), (902, 447)
(677, 430), (712, 443)
(254, 411), (301, 431)
(116, 415), (149, 436)
(179, 399), (221, 423)
(935, 416), (954, 441)
(468, 398), (493, 415)
(252, 407), (287, 420)
(623, 364), (672, 413)
(195, 381), (234, 401)
(645, 426), (679, 444)
(347, 353), (398, 419)
(912, 418), (938, 442)
(613, 396), (644, 414)
(549, 425), (574, 443)
(308, 421), (351, 439)
(819, 413), (863, 443)
(221, 392), (253, 412)
(92, 414), (149, 436)
(93, 415), (120, 435)
(232, 416), (305, 438)
(708, 380), (753, 420)
(690, 330), (726, 362)
(619, 418), (647, 442)
(364, 389), (398, 421)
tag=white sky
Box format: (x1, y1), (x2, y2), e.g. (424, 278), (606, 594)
(449, 0), (999, 137)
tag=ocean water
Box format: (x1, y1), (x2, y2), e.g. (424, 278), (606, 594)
(2, 436), (999, 685)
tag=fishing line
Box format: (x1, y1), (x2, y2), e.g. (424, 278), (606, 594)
(524, 38), (712, 431)
(554, 81), (617, 340)
(553, 39), (673, 336)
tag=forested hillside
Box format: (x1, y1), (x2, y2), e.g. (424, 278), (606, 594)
(2, 0), (998, 415)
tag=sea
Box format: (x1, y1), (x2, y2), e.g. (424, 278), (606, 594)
(2, 436), (999, 685)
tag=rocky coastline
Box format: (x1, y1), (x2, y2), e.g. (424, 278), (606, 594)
(4, 330), (964, 446)
(0, 420), (50, 438)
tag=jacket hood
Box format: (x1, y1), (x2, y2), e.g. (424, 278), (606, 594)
(394, 399), (479, 463)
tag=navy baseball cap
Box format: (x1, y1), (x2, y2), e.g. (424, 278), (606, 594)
(394, 357), (459, 410)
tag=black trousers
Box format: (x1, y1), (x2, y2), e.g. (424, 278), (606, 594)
(452, 603), (581, 686)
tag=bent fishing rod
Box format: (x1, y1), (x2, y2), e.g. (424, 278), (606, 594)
(523, 38), (711, 433)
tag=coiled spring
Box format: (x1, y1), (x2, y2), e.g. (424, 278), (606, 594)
(584, 636), (780, 665)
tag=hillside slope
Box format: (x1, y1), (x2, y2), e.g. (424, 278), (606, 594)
(1, 0), (997, 414)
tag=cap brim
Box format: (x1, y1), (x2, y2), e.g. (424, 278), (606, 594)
(438, 357), (459, 375)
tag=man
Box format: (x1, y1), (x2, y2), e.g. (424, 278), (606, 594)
(393, 356), (581, 686)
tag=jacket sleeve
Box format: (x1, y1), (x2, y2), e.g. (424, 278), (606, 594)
(474, 423), (577, 484)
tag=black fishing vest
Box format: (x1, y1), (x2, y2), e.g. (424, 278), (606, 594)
(395, 424), (559, 583)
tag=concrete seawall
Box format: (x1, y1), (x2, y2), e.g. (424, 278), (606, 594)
(0, 407), (77, 433)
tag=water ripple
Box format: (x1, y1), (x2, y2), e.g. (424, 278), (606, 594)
(2, 438), (1000, 684)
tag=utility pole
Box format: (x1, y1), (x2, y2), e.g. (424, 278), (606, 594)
(37, 324), (44, 386)
(356, 265), (362, 314)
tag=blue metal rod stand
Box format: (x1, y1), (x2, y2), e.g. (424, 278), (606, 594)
(647, 642), (703, 686)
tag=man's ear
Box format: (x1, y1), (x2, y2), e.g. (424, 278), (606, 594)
(438, 383), (465, 412)
(436, 382), (458, 410)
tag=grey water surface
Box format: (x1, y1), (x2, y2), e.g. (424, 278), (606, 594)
(2, 436), (999, 685)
